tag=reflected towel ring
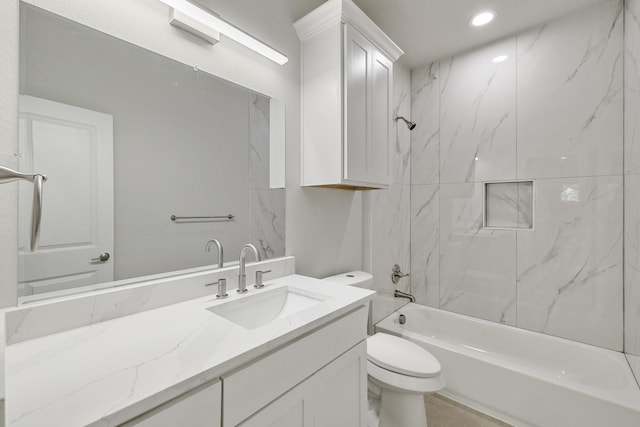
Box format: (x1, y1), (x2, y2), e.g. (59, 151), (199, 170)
(0, 165), (47, 251)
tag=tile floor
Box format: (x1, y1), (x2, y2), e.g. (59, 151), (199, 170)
(425, 394), (513, 427)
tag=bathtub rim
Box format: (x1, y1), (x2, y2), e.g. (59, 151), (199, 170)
(375, 303), (640, 413)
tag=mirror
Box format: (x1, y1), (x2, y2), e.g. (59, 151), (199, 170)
(17, 3), (286, 302)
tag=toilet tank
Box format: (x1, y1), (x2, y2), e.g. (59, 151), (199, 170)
(323, 271), (374, 334)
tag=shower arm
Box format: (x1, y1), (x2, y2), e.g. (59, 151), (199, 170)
(0, 165), (47, 252)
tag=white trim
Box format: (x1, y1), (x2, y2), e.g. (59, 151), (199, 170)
(294, 0), (404, 62)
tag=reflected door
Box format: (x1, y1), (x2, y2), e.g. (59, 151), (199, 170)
(18, 95), (114, 297)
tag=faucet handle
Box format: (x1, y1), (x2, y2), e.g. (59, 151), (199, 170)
(254, 270), (272, 289)
(391, 264), (409, 284)
(206, 278), (228, 298)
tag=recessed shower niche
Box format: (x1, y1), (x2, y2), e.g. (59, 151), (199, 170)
(483, 181), (534, 230)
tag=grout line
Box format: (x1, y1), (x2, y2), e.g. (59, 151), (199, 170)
(622, 0), (627, 355)
(437, 60), (442, 309)
(515, 30), (519, 328)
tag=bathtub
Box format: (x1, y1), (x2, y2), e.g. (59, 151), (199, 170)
(375, 303), (640, 427)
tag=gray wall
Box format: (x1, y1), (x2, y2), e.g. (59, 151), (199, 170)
(410, 0), (624, 351)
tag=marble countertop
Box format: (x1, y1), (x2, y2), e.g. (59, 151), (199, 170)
(6, 274), (374, 427)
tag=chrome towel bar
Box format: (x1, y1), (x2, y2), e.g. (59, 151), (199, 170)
(0, 165), (47, 251)
(171, 214), (234, 222)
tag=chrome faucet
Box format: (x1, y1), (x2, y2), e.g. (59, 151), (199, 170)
(205, 238), (224, 268)
(238, 243), (261, 293)
(394, 289), (415, 303)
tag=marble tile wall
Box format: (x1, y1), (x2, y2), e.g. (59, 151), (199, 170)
(626, 0), (640, 357)
(410, 0), (624, 350)
(249, 94), (285, 261)
(369, 61), (412, 324)
(439, 183), (517, 325)
(485, 182), (533, 229)
(439, 37), (517, 184)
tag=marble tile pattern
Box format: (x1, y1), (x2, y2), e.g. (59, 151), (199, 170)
(625, 0), (640, 357)
(410, 0), (625, 350)
(411, 63), (439, 185)
(625, 174), (640, 354)
(485, 182), (533, 229)
(393, 61), (412, 185)
(517, 182), (534, 228)
(626, 0), (640, 174)
(250, 188), (285, 260)
(5, 256), (296, 345)
(248, 93), (285, 261)
(517, 0), (623, 179)
(5, 275), (374, 427)
(369, 63), (412, 323)
(249, 93), (270, 189)
(439, 37), (516, 184)
(410, 184), (439, 307)
(517, 177), (623, 350)
(439, 183), (517, 325)
(370, 183), (411, 323)
(485, 182), (519, 228)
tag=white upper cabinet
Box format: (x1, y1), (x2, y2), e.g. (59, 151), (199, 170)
(295, 0), (403, 190)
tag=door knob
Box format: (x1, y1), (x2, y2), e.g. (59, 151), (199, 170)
(91, 252), (111, 262)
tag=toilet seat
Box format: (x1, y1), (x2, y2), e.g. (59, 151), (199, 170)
(366, 333), (445, 394)
(368, 361), (446, 394)
(367, 333), (441, 377)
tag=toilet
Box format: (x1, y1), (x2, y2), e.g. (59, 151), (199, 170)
(323, 271), (445, 427)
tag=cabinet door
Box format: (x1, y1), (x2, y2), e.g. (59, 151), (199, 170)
(239, 380), (313, 427)
(313, 342), (367, 427)
(370, 51), (393, 185)
(238, 342), (367, 427)
(344, 25), (393, 188)
(344, 25), (373, 184)
(121, 380), (221, 427)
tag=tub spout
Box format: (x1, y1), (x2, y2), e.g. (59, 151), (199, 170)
(394, 289), (415, 303)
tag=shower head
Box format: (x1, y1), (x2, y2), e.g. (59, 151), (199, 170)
(395, 116), (417, 130)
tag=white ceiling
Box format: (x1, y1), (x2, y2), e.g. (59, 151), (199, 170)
(289, 0), (610, 68)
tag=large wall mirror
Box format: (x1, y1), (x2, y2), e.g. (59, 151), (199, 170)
(17, 2), (286, 303)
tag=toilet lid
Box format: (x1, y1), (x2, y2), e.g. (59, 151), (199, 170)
(367, 333), (441, 378)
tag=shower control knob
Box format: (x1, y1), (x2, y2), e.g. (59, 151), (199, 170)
(91, 252), (111, 262)
(391, 264), (409, 284)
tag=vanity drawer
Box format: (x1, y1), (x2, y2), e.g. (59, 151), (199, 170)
(222, 305), (368, 426)
(121, 380), (221, 427)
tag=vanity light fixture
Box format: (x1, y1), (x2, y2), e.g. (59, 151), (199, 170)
(470, 11), (496, 27)
(157, 0), (288, 65)
(492, 55), (508, 63)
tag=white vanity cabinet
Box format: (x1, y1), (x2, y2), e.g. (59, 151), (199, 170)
(239, 343), (367, 427)
(295, 0), (403, 190)
(119, 305), (369, 427)
(223, 306), (369, 426)
(121, 381), (222, 427)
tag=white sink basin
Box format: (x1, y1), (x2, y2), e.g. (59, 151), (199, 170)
(206, 286), (328, 330)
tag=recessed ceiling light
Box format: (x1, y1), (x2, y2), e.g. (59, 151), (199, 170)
(471, 11), (496, 27)
(492, 55), (508, 63)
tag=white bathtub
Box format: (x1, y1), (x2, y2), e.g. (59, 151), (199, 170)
(375, 303), (640, 427)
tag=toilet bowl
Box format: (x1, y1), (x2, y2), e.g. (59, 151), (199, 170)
(323, 272), (445, 427)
